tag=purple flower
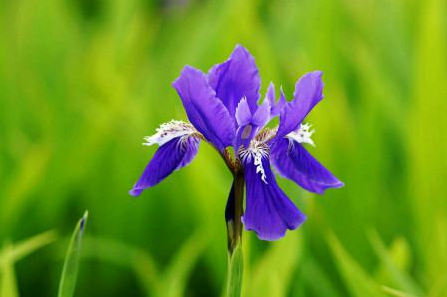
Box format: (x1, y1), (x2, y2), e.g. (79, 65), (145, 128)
(130, 45), (343, 241)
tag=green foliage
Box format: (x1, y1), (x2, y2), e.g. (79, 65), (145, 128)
(0, 231), (57, 297)
(246, 233), (302, 297)
(0, 243), (19, 297)
(226, 242), (243, 297)
(1, 0), (447, 296)
(327, 232), (386, 297)
(58, 211), (88, 297)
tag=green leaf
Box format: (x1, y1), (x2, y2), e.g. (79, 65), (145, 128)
(226, 242), (243, 297)
(327, 232), (386, 297)
(80, 231), (207, 297)
(0, 243), (19, 297)
(158, 231), (208, 297)
(0, 231), (57, 267)
(368, 230), (424, 296)
(301, 257), (342, 297)
(81, 237), (159, 295)
(382, 286), (421, 297)
(246, 233), (302, 297)
(57, 211), (88, 297)
(0, 231), (57, 297)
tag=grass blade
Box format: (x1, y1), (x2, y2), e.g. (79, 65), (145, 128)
(368, 230), (424, 296)
(247, 233), (302, 297)
(0, 231), (57, 267)
(327, 232), (386, 297)
(0, 231), (57, 297)
(57, 211), (88, 297)
(159, 231), (208, 297)
(0, 243), (19, 297)
(382, 286), (421, 297)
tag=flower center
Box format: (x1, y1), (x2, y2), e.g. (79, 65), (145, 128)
(238, 141), (269, 184)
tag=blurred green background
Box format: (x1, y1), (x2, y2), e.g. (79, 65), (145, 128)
(1, 0), (447, 296)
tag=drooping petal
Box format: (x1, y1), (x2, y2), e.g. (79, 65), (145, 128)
(129, 136), (200, 196)
(173, 66), (235, 151)
(276, 71), (324, 139)
(271, 138), (344, 194)
(240, 147), (306, 240)
(207, 45), (261, 119)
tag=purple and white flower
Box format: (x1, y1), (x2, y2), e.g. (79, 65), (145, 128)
(130, 45), (343, 241)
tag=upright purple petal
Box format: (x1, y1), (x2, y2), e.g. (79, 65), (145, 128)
(208, 45), (261, 119)
(265, 82), (287, 117)
(235, 97), (252, 126)
(234, 97), (270, 149)
(241, 151), (306, 240)
(272, 87), (287, 116)
(271, 138), (344, 194)
(129, 136), (200, 196)
(173, 66), (235, 151)
(252, 98), (270, 127)
(265, 82), (276, 106)
(276, 71), (324, 139)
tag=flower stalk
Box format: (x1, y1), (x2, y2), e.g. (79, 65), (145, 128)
(226, 172), (244, 252)
(225, 170), (244, 297)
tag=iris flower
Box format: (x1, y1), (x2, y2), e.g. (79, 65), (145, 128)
(129, 45), (343, 241)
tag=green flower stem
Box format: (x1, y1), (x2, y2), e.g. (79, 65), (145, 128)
(226, 241), (243, 297)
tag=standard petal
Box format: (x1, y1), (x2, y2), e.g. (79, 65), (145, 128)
(129, 136), (200, 196)
(252, 98), (270, 127)
(271, 138), (344, 194)
(207, 45), (261, 119)
(235, 97), (252, 126)
(276, 71), (324, 139)
(265, 82), (286, 117)
(265, 82), (275, 106)
(271, 87), (287, 117)
(173, 66), (235, 151)
(241, 151), (306, 241)
(234, 97), (270, 150)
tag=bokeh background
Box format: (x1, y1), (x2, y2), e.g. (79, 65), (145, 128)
(1, 0), (447, 296)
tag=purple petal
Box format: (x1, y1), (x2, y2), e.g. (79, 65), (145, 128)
(271, 87), (287, 117)
(271, 138), (344, 194)
(266, 82), (275, 106)
(129, 136), (200, 196)
(252, 98), (270, 127)
(265, 82), (287, 117)
(235, 97), (252, 126)
(242, 154), (306, 241)
(234, 97), (270, 149)
(276, 71), (324, 139)
(173, 66), (235, 151)
(207, 45), (261, 119)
